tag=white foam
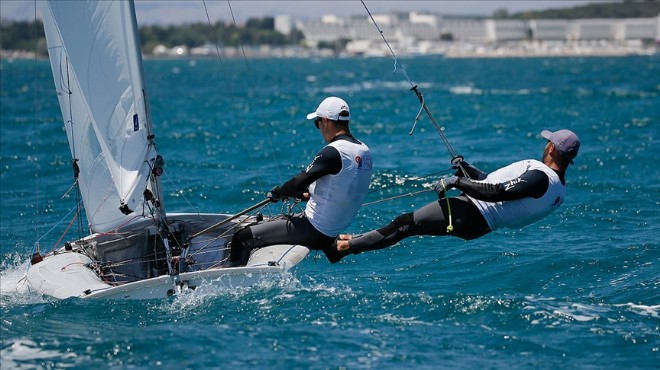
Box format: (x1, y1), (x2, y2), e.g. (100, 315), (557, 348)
(614, 303), (660, 318)
(0, 254), (47, 307)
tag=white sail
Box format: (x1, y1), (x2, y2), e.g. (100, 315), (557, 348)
(40, 1), (159, 233)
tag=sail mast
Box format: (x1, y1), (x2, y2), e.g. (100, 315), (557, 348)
(126, 0), (167, 223)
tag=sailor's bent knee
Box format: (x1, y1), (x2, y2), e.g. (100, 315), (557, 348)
(377, 212), (414, 236)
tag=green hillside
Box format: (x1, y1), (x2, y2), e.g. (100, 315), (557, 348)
(501, 0), (660, 19)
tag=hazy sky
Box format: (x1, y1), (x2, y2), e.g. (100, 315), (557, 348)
(1, 1), (606, 24)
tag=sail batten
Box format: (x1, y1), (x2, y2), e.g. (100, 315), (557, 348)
(40, 1), (158, 232)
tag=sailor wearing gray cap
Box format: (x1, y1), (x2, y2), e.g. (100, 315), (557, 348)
(541, 129), (580, 165)
(336, 129), (580, 258)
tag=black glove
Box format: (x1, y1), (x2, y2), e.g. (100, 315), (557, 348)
(451, 156), (465, 169)
(451, 156), (469, 178)
(452, 157), (488, 180)
(267, 186), (282, 202)
(294, 192), (310, 201)
(434, 175), (460, 198)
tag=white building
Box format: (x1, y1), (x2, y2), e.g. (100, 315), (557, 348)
(409, 12), (438, 26)
(569, 19), (614, 40)
(299, 16), (352, 47)
(613, 17), (658, 40)
(530, 19), (570, 41)
(274, 15), (293, 36)
(484, 20), (529, 41)
(442, 19), (488, 42)
(296, 11), (660, 54)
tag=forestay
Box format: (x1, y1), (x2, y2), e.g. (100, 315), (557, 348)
(41, 1), (159, 233)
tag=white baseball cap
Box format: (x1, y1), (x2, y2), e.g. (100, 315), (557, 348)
(306, 97), (350, 121)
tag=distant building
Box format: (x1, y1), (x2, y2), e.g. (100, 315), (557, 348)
(442, 19), (487, 42)
(299, 14), (351, 47)
(614, 17), (658, 40)
(402, 13), (440, 41)
(296, 12), (659, 56)
(274, 15), (292, 36)
(529, 20), (570, 41)
(484, 20), (528, 41)
(570, 19), (615, 40)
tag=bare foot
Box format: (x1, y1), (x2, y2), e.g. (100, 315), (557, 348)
(336, 234), (352, 251)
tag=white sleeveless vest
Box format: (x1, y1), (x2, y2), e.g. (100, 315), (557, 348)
(305, 139), (373, 237)
(467, 159), (565, 231)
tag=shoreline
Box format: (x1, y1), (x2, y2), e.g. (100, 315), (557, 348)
(2, 43), (658, 61)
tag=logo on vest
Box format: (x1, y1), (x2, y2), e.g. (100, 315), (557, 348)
(504, 177), (526, 191)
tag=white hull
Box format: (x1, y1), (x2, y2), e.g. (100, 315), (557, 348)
(27, 244), (309, 300)
(26, 213), (310, 300)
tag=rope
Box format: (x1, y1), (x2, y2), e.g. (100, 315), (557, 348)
(61, 56), (86, 238)
(363, 188), (433, 207)
(440, 178), (454, 233)
(360, 166), (454, 207)
(27, 2), (41, 280)
(360, 1), (414, 86)
(51, 211), (78, 252)
(201, 1), (261, 195)
(201, 0), (282, 217)
(31, 200), (82, 248)
(187, 198), (272, 241)
(366, 168), (452, 195)
(32, 0), (40, 252)
(225, 0), (282, 193)
(360, 0), (465, 169)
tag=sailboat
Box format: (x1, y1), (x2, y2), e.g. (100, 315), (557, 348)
(26, 0), (309, 300)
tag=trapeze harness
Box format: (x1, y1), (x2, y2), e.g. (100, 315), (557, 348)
(347, 159), (566, 254)
(229, 133), (372, 265)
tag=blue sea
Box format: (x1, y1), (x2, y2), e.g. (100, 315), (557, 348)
(1, 55), (658, 369)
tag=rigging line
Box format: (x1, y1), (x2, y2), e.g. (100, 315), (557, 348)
(160, 171), (203, 217)
(29, 0), (41, 276)
(226, 0), (284, 187)
(186, 218), (243, 258)
(359, 0), (464, 165)
(200, 0), (249, 168)
(33, 200), (83, 245)
(362, 188), (434, 207)
(201, 0), (274, 214)
(32, 0), (39, 250)
(366, 168), (454, 195)
(63, 57), (86, 237)
(359, 0), (414, 86)
(189, 209), (296, 260)
(50, 211), (78, 252)
(360, 167), (456, 207)
(225, 0), (283, 217)
(187, 198), (271, 240)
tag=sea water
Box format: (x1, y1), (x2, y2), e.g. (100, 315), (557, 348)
(1, 55), (658, 369)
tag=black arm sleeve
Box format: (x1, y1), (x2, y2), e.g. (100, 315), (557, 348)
(455, 169), (549, 202)
(278, 145), (342, 197)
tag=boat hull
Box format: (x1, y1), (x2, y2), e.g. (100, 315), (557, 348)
(27, 244), (309, 300)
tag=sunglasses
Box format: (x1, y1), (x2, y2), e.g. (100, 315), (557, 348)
(314, 117), (322, 129)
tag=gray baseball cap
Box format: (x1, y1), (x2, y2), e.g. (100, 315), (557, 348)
(541, 129), (580, 164)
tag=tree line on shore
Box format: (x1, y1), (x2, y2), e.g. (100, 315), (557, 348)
(1, 16), (302, 56)
(494, 0), (658, 20)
